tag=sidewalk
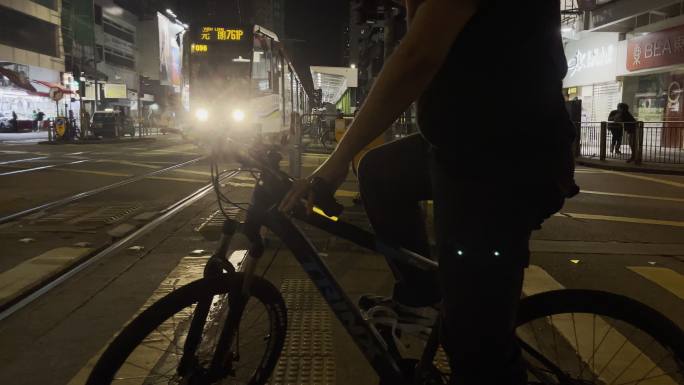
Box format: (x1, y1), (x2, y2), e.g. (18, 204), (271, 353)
(0, 132), (48, 144)
(577, 156), (684, 176)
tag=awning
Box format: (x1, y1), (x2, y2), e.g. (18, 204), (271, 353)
(32, 80), (76, 94)
(310, 66), (358, 105)
(0, 66), (37, 93)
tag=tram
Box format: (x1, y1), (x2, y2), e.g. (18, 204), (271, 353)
(187, 23), (313, 143)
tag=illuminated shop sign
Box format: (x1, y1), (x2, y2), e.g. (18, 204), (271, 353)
(198, 27), (244, 42)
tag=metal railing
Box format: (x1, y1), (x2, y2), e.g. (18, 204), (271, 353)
(577, 121), (684, 165)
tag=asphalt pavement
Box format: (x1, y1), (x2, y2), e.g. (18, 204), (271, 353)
(0, 137), (681, 385)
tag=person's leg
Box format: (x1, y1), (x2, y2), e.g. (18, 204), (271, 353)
(430, 155), (528, 385)
(357, 133), (440, 306)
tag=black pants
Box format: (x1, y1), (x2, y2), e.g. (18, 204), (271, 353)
(358, 134), (528, 385)
(610, 131), (623, 153)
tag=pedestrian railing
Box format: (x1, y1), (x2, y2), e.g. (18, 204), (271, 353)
(577, 121), (684, 165)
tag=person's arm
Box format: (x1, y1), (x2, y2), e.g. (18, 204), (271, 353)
(330, 0), (478, 166)
(405, 0), (424, 24)
(280, 0), (479, 212)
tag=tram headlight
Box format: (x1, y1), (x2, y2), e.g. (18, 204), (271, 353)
(232, 109), (246, 122)
(195, 108), (209, 122)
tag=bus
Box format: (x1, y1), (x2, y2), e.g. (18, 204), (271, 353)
(187, 23), (313, 143)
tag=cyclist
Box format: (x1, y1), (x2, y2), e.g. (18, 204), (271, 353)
(280, 0), (578, 383)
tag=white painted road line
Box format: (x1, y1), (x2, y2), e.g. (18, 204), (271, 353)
(580, 190), (684, 203)
(0, 247), (94, 305)
(523, 265), (678, 384)
(0, 156), (48, 165)
(0, 159), (89, 176)
(555, 212), (684, 228)
(628, 267), (684, 300)
(68, 252), (246, 385)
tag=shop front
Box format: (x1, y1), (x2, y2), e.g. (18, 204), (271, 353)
(563, 32), (621, 123)
(621, 24), (684, 148)
(0, 64), (62, 127)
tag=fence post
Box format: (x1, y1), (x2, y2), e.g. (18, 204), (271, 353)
(600, 121), (607, 161)
(573, 122), (581, 158)
(289, 113), (303, 178)
(635, 121), (644, 165)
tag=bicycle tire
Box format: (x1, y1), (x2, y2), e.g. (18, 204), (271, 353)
(518, 289), (683, 384)
(86, 274), (287, 385)
(424, 289), (683, 384)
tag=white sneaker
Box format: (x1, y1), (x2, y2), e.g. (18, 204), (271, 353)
(359, 295), (439, 340)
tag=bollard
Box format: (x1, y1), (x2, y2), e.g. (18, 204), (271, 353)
(600, 121), (607, 161)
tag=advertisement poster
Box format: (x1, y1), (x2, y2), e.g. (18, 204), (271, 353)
(157, 12), (183, 90)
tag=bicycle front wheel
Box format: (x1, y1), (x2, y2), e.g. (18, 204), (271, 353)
(518, 289), (684, 384)
(86, 274), (287, 385)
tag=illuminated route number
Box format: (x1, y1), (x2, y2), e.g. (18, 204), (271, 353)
(200, 27), (244, 42)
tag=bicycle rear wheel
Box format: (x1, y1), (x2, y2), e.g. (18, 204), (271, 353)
(518, 289), (684, 384)
(86, 274), (287, 385)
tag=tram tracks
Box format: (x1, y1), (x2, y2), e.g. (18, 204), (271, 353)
(0, 166), (239, 321)
(0, 157), (204, 225)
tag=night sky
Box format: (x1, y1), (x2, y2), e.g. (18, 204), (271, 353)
(285, 0), (350, 67)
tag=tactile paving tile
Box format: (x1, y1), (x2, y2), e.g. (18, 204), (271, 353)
(270, 278), (335, 385)
(68, 204), (142, 225)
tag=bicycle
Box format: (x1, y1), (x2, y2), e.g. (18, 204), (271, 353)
(86, 142), (684, 384)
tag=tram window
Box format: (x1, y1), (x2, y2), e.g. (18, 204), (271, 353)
(252, 36), (273, 94)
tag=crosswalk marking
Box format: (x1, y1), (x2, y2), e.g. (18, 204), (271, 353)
(0, 247), (94, 306)
(555, 212), (684, 227)
(522, 265), (677, 384)
(68, 252), (246, 385)
(628, 267), (684, 300)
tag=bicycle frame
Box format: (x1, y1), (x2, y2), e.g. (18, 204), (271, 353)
(196, 162), (442, 383)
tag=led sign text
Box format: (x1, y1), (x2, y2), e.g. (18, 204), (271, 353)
(199, 27), (244, 42)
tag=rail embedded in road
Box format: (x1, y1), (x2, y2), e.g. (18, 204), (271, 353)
(0, 169), (240, 322)
(0, 156), (205, 225)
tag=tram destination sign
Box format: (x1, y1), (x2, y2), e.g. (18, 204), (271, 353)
(196, 26), (246, 42)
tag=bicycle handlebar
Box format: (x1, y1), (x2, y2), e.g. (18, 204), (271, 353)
(217, 139), (345, 217)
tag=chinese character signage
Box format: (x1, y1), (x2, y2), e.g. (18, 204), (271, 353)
(198, 27), (245, 42)
(627, 25), (684, 72)
(563, 32), (619, 88)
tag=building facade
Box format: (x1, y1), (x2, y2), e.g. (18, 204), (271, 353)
(0, 0), (66, 122)
(563, 0), (684, 128)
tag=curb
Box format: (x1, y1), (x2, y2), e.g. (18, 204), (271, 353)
(577, 158), (684, 176)
(38, 137), (157, 145)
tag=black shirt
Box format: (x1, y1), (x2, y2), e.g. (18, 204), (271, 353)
(418, 0), (571, 178)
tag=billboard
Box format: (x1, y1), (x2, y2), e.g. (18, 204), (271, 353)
(104, 83), (127, 99)
(157, 12), (184, 90)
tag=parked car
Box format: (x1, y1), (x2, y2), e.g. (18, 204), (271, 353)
(91, 111), (135, 138)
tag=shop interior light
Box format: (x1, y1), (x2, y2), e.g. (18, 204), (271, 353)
(165, 9), (176, 17)
(350, 64), (356, 68)
(561, 27), (573, 33)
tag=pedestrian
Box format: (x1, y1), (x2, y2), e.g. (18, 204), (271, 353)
(615, 103), (637, 162)
(607, 108), (623, 155)
(37, 109), (45, 131)
(32, 110), (38, 132)
(10, 110), (18, 132)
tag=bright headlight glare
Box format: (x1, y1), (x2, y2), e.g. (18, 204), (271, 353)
(232, 109), (245, 122)
(195, 108), (209, 122)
